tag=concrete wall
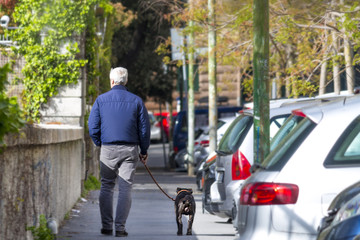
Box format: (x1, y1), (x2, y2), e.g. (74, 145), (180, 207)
(0, 124), (84, 240)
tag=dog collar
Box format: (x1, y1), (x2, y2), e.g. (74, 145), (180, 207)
(177, 189), (192, 195)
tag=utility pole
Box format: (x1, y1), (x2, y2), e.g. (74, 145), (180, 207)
(208, 0), (217, 153)
(253, 0), (270, 163)
(187, 0), (195, 176)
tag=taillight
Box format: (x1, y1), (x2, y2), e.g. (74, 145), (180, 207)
(240, 182), (299, 205)
(231, 150), (251, 181)
(200, 140), (209, 147)
(174, 146), (178, 153)
(292, 109), (306, 118)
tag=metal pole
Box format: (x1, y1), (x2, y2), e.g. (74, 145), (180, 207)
(253, 0), (270, 163)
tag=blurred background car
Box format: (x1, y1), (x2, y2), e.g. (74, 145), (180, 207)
(153, 112), (177, 142)
(194, 116), (236, 190)
(149, 111), (162, 142)
(317, 180), (360, 240)
(171, 106), (242, 158)
(236, 95), (360, 240)
(175, 117), (235, 173)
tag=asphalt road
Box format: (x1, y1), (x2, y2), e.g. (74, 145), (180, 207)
(58, 143), (236, 240)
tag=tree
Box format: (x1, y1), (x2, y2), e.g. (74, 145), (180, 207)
(110, 0), (173, 103)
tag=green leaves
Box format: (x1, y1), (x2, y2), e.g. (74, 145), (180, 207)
(0, 64), (24, 147)
(10, 0), (100, 121)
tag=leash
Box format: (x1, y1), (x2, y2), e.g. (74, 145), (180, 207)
(143, 163), (175, 202)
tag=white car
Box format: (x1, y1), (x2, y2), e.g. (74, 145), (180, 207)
(209, 98), (330, 227)
(149, 112), (161, 141)
(236, 95), (360, 240)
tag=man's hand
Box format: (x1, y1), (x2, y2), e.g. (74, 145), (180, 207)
(139, 153), (148, 165)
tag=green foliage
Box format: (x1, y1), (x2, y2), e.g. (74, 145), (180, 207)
(0, 63), (24, 147)
(84, 2), (114, 105)
(26, 215), (54, 240)
(82, 174), (101, 197)
(111, 0), (173, 103)
(10, 0), (105, 121)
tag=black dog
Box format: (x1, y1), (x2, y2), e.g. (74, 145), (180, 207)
(175, 188), (196, 236)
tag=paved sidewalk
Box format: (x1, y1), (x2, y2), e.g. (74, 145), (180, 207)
(58, 143), (236, 240)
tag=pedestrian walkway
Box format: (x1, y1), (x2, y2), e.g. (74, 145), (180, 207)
(58, 143), (236, 240)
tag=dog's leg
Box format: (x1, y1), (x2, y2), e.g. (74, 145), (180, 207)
(176, 212), (183, 235)
(186, 214), (194, 235)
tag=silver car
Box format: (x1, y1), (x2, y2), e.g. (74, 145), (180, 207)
(236, 95), (360, 240)
(209, 98), (326, 225)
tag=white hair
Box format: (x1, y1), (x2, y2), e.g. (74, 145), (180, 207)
(110, 67), (128, 85)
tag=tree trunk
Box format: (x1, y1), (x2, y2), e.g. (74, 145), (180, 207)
(187, 0), (195, 176)
(319, 31), (328, 95)
(208, 0), (217, 153)
(332, 31), (341, 94)
(344, 34), (354, 94)
(285, 44), (295, 97)
(253, 0), (270, 163)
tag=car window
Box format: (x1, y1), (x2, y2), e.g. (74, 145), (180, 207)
(149, 113), (156, 125)
(262, 116), (316, 171)
(217, 114), (253, 155)
(269, 115), (289, 140)
(325, 116), (360, 167)
(217, 120), (226, 130)
(270, 114), (304, 151)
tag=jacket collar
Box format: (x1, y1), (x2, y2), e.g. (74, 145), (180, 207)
(111, 85), (128, 91)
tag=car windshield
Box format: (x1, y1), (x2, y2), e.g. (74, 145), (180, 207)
(217, 114), (253, 155)
(262, 115), (316, 171)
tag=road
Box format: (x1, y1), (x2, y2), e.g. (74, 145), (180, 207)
(58, 143), (236, 240)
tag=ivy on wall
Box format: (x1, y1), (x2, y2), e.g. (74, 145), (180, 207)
(0, 63), (24, 147)
(10, 0), (112, 122)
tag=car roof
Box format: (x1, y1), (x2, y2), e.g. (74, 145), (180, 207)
(299, 95), (360, 124)
(239, 97), (348, 118)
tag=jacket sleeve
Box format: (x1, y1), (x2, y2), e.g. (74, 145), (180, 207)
(138, 101), (150, 155)
(88, 99), (102, 146)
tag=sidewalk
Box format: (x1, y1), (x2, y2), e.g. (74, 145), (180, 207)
(57, 143), (236, 240)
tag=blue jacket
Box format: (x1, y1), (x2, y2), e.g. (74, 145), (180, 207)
(88, 85), (150, 155)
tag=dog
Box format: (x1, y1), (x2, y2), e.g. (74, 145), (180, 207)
(175, 187), (196, 236)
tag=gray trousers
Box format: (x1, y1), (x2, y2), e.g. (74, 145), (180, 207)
(99, 144), (139, 232)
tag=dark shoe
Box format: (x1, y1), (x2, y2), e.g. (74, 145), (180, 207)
(115, 230), (128, 237)
(101, 228), (113, 235)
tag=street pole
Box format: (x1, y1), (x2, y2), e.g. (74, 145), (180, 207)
(208, 0), (217, 153)
(187, 0), (195, 176)
(253, 0), (270, 164)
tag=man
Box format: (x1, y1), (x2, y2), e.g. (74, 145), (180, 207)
(88, 67), (150, 237)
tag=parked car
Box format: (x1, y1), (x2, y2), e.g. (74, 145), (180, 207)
(149, 111), (162, 142)
(207, 98), (322, 223)
(174, 126), (207, 170)
(236, 95), (360, 240)
(175, 117), (235, 172)
(171, 106), (242, 155)
(194, 116), (236, 190)
(201, 98), (296, 215)
(153, 112), (177, 142)
(317, 181), (360, 240)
